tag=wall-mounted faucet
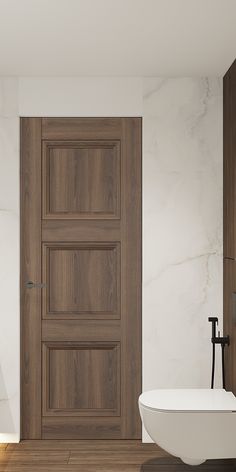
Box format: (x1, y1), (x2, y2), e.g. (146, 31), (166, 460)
(208, 317), (230, 389)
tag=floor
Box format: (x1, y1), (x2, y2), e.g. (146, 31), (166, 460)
(0, 441), (235, 471)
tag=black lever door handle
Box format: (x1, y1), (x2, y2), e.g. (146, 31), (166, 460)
(25, 281), (46, 289)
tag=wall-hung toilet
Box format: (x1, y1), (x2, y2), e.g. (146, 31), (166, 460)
(139, 389), (236, 466)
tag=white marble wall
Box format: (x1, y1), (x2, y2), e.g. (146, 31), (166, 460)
(143, 78), (223, 437)
(0, 78), (19, 441)
(0, 77), (223, 442)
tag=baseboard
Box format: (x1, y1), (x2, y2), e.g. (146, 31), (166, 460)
(0, 434), (20, 443)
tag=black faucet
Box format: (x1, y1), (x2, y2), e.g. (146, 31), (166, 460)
(208, 316), (218, 340)
(208, 317), (230, 389)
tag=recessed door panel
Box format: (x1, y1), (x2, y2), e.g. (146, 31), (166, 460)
(42, 342), (120, 416)
(42, 243), (120, 319)
(43, 141), (120, 219)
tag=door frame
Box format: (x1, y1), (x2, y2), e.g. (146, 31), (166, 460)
(20, 117), (142, 439)
(21, 118), (42, 438)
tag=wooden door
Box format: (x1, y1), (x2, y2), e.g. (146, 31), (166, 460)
(21, 118), (142, 439)
(223, 259), (236, 393)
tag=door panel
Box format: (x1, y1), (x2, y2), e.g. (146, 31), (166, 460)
(42, 141), (120, 219)
(42, 342), (120, 415)
(224, 259), (236, 393)
(21, 117), (142, 439)
(42, 243), (120, 319)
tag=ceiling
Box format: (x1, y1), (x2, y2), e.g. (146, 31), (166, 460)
(0, 0), (235, 77)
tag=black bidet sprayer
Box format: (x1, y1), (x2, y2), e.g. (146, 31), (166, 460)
(208, 317), (230, 389)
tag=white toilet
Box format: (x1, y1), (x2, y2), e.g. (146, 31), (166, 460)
(139, 388), (236, 466)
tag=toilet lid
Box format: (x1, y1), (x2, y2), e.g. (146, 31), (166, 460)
(139, 389), (236, 412)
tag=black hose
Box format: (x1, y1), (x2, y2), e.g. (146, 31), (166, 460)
(222, 344), (226, 389)
(211, 343), (215, 389)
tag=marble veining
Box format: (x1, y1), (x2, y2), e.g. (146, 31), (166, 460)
(142, 78), (223, 440)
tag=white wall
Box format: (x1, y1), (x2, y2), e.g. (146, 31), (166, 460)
(0, 78), (19, 442)
(18, 77), (143, 116)
(142, 77), (223, 439)
(0, 77), (223, 442)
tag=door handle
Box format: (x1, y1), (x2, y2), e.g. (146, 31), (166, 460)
(25, 281), (46, 289)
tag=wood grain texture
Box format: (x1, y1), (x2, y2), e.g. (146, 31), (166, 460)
(42, 342), (120, 415)
(121, 118), (142, 438)
(42, 118), (122, 140)
(223, 259), (236, 393)
(42, 219), (121, 242)
(21, 117), (142, 439)
(2, 441), (235, 472)
(43, 141), (120, 219)
(224, 61), (236, 259)
(42, 417), (122, 439)
(42, 320), (121, 342)
(6, 440), (165, 450)
(20, 118), (42, 439)
(42, 243), (120, 318)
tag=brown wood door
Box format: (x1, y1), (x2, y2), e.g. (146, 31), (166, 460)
(224, 259), (236, 393)
(21, 118), (142, 439)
